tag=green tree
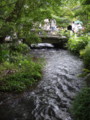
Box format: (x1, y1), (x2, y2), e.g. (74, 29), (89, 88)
(0, 0), (62, 43)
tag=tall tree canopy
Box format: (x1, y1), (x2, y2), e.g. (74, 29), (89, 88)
(0, 0), (62, 43)
(0, 0), (89, 43)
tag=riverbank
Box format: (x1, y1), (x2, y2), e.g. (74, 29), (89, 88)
(0, 43), (42, 92)
(67, 35), (90, 120)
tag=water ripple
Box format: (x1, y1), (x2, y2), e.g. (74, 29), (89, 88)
(0, 49), (85, 120)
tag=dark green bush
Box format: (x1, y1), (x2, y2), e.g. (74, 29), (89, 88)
(0, 58), (42, 92)
(0, 44), (10, 62)
(0, 41), (42, 93)
(72, 87), (90, 120)
(0, 43), (30, 63)
(9, 43), (30, 54)
(67, 35), (89, 54)
(80, 42), (90, 69)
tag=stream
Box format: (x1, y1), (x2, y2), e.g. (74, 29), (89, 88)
(0, 48), (85, 120)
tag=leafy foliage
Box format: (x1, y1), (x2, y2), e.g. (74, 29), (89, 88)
(0, 0), (63, 43)
(72, 87), (90, 120)
(0, 54), (42, 92)
(80, 42), (90, 69)
(0, 0), (89, 42)
(0, 42), (42, 92)
(9, 43), (30, 54)
(0, 44), (10, 62)
(67, 35), (89, 54)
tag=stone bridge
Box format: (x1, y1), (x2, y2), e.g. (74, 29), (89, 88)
(38, 34), (68, 48)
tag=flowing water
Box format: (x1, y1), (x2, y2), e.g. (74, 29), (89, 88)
(0, 48), (85, 120)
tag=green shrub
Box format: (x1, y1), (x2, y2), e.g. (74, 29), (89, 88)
(80, 42), (90, 69)
(79, 69), (90, 77)
(9, 52), (24, 64)
(9, 43), (30, 54)
(58, 29), (70, 38)
(67, 35), (89, 54)
(0, 42), (42, 92)
(0, 43), (30, 63)
(0, 44), (10, 62)
(0, 80), (26, 92)
(0, 57), (42, 92)
(71, 87), (90, 120)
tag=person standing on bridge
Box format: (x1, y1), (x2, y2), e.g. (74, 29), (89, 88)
(43, 19), (50, 31)
(50, 19), (57, 31)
